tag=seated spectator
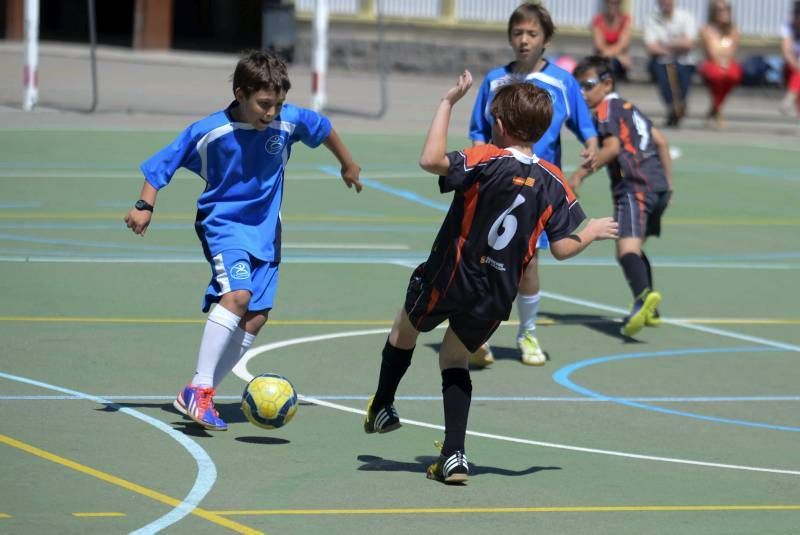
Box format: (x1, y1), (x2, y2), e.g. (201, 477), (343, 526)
(645, 0), (698, 127)
(780, 1), (800, 116)
(699, 0), (742, 128)
(591, 0), (632, 80)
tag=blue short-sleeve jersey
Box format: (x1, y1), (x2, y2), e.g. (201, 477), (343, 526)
(140, 102), (331, 262)
(469, 60), (597, 167)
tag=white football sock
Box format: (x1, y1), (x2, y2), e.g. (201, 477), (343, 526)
(191, 305), (241, 387)
(213, 329), (256, 388)
(516, 292), (541, 339)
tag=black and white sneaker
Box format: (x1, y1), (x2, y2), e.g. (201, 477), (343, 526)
(364, 395), (401, 434)
(427, 450), (469, 484)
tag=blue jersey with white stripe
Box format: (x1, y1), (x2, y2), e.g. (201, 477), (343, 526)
(469, 60), (597, 167)
(141, 102), (331, 262)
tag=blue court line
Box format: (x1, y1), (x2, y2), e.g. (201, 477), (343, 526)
(552, 346), (800, 432)
(736, 166), (799, 181)
(0, 371), (217, 533)
(0, 202), (43, 209)
(318, 165), (451, 212)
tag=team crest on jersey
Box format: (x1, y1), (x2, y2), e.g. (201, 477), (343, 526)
(265, 134), (284, 155)
(230, 261), (251, 280)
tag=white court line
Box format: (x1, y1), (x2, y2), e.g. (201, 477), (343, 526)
(0, 371), (217, 534)
(233, 329), (800, 477)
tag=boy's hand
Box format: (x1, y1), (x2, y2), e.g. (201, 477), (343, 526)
(124, 209), (152, 236)
(341, 161), (363, 193)
(585, 217), (618, 241)
(580, 145), (598, 171)
(443, 70), (473, 106)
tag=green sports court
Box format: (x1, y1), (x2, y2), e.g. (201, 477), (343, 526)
(1, 37), (800, 534)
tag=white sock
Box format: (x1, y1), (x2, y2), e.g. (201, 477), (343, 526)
(213, 330), (256, 388)
(517, 292), (540, 339)
(191, 305), (241, 387)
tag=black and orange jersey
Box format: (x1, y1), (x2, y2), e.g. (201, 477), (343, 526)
(420, 144), (585, 321)
(595, 93), (670, 196)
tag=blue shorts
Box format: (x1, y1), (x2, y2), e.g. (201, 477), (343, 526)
(202, 249), (279, 312)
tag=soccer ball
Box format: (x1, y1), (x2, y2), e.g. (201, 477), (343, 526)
(241, 373), (298, 429)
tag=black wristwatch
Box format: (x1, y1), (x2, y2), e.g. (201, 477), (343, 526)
(134, 199), (154, 212)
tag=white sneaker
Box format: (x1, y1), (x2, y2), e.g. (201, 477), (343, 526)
(518, 331), (547, 366)
(468, 342), (495, 368)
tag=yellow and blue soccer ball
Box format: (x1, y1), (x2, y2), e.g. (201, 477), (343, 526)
(241, 373), (298, 429)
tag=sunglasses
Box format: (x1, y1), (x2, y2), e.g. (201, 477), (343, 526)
(579, 78), (602, 91)
(579, 72), (611, 91)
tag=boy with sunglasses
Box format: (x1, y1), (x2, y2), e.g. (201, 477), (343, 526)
(568, 56), (673, 337)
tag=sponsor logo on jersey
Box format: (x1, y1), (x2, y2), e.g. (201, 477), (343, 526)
(265, 134), (284, 155)
(513, 176), (536, 187)
(230, 261), (251, 280)
(480, 256), (507, 272)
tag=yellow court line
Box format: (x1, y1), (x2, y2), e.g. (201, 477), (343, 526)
(0, 434), (262, 535)
(0, 316), (799, 326)
(213, 505), (800, 516)
(0, 513), (10, 518)
(72, 512), (126, 517)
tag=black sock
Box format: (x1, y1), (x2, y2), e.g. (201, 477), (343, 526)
(640, 251), (654, 290)
(373, 339), (414, 409)
(618, 252), (650, 300)
(441, 368), (472, 457)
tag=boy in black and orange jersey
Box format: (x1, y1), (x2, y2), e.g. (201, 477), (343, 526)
(568, 55), (673, 338)
(363, 70), (618, 484)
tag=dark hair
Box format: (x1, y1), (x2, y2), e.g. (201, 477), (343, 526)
(490, 83), (552, 144)
(232, 50), (291, 97)
(507, 2), (556, 42)
(573, 55), (615, 88)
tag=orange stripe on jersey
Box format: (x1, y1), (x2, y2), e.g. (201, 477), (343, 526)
(462, 145), (510, 169)
(537, 159), (577, 204)
(445, 182), (480, 294)
(524, 205), (553, 265)
(619, 116), (635, 154)
(596, 99), (611, 122)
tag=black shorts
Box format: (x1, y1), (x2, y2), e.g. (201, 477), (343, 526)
(404, 264), (501, 353)
(615, 190), (670, 239)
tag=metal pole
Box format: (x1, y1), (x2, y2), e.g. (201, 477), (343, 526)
(22, 0), (39, 111)
(88, 0), (99, 112)
(375, 0), (388, 118)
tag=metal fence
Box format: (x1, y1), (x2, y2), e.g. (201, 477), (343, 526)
(294, 0), (795, 38)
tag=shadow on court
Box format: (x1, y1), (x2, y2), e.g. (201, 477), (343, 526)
(538, 311), (642, 343)
(357, 454), (560, 478)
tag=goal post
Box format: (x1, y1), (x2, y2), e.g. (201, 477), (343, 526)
(310, 0), (388, 118)
(22, 0), (39, 111)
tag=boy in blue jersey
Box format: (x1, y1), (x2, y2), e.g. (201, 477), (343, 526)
(468, 2), (599, 367)
(124, 50), (362, 431)
(568, 56), (673, 337)
(363, 70), (617, 484)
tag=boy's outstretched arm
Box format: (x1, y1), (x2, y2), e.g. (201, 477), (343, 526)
(419, 70), (473, 176)
(124, 180), (158, 236)
(323, 128), (363, 193)
(568, 136), (621, 195)
(549, 217), (619, 260)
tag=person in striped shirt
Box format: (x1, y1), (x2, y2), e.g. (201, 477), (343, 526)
(568, 55), (673, 338)
(124, 50), (362, 431)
